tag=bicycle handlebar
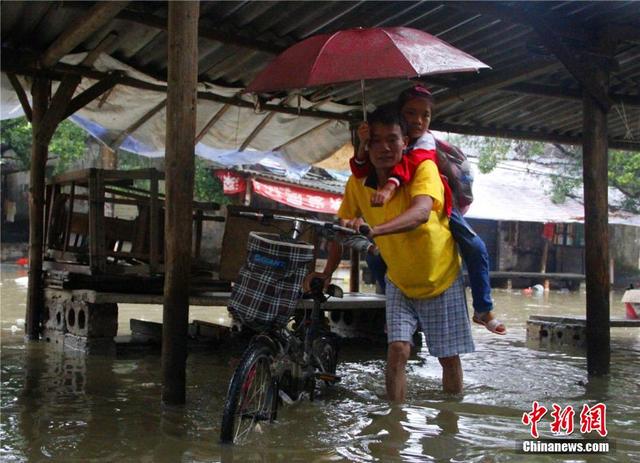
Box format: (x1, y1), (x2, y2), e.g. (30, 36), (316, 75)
(231, 211), (360, 235)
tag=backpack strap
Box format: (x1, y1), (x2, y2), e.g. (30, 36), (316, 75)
(410, 137), (453, 217)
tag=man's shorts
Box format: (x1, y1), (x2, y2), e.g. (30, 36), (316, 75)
(385, 275), (475, 358)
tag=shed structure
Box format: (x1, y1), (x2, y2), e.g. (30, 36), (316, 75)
(1, 1), (639, 403)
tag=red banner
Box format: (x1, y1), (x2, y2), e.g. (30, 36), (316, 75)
(251, 178), (343, 214)
(214, 170), (246, 195)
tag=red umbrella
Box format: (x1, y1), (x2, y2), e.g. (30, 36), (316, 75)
(246, 27), (489, 115)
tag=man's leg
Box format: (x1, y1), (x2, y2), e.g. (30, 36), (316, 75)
(386, 341), (411, 403)
(385, 277), (418, 404)
(417, 276), (474, 394)
(438, 355), (463, 394)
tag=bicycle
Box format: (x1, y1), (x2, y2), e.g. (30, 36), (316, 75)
(219, 211), (368, 444)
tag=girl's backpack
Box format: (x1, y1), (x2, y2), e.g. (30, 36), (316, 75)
(435, 138), (474, 210)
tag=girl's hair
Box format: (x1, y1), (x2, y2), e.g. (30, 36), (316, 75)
(397, 85), (434, 110)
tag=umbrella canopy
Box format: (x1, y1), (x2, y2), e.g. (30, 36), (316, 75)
(246, 27), (489, 93)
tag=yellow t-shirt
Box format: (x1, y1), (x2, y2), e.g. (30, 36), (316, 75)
(338, 160), (460, 298)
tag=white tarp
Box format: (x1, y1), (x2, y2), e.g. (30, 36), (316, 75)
(1, 53), (356, 172)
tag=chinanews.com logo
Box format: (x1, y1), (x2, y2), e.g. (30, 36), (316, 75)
(517, 401), (612, 455)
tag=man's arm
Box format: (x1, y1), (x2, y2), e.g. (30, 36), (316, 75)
(369, 194), (433, 238)
(303, 239), (343, 291)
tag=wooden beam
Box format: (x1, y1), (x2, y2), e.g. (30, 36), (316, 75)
(110, 99), (167, 149)
(582, 36), (612, 376)
(603, 23), (640, 45)
(36, 76), (82, 144)
(25, 77), (50, 340)
(1, 51), (354, 122)
(82, 31), (120, 67)
(195, 102), (233, 144)
(162, 0), (199, 406)
(447, 2), (613, 110)
(435, 60), (561, 106)
(503, 83), (640, 108)
(239, 96), (294, 151)
(530, 25), (613, 111)
(274, 120), (335, 151)
(445, 2), (587, 43)
(64, 72), (122, 119)
(113, 9), (282, 55)
(431, 121), (640, 152)
(6, 73), (32, 122)
(41, 2), (129, 68)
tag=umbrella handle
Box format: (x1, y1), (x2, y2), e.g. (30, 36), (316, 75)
(360, 79), (366, 122)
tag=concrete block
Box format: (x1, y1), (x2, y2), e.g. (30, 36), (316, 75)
(44, 295), (67, 332)
(526, 319), (586, 350)
(328, 308), (386, 343)
(65, 301), (118, 338)
(63, 334), (116, 355)
(42, 328), (66, 346)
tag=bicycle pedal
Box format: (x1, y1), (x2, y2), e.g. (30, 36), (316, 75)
(315, 372), (341, 383)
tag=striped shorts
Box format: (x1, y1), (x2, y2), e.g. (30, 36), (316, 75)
(385, 275), (475, 358)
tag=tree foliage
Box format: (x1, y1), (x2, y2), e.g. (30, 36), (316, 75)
(194, 156), (229, 205)
(1, 116), (88, 172)
(1, 117), (229, 205)
(445, 133), (640, 212)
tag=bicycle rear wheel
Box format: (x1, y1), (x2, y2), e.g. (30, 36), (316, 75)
(220, 338), (278, 444)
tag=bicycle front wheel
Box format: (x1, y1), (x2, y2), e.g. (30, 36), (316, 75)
(220, 338), (278, 444)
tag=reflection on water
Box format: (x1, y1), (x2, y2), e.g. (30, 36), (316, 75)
(1, 264), (639, 462)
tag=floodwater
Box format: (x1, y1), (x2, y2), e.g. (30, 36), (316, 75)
(1, 264), (639, 462)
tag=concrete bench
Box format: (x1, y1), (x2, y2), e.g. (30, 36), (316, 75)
(526, 314), (640, 350)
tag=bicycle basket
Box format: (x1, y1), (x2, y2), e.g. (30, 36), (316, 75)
(228, 232), (315, 331)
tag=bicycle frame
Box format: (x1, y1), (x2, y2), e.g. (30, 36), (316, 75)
(221, 210), (363, 443)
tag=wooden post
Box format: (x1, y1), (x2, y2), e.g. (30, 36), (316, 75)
(88, 169), (106, 273)
(25, 77), (50, 339)
(540, 239), (550, 291)
(162, 1), (199, 405)
(149, 169), (159, 274)
(100, 144), (118, 170)
(194, 209), (203, 259)
(582, 37), (612, 376)
(350, 249), (360, 292)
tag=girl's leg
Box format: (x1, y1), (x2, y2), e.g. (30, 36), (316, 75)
(366, 253), (388, 294)
(448, 209), (493, 313)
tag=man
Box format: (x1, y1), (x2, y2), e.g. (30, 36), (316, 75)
(308, 105), (474, 402)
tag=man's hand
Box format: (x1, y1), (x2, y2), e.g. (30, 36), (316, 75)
(303, 271), (331, 292)
(343, 217), (366, 232)
(355, 122), (370, 162)
(357, 122), (370, 146)
(342, 217), (375, 239)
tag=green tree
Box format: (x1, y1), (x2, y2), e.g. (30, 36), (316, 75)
(194, 156), (229, 205)
(1, 116), (88, 172)
(50, 121), (89, 174)
(0, 117), (33, 167)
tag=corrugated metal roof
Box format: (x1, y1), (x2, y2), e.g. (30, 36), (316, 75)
(1, 1), (639, 154)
